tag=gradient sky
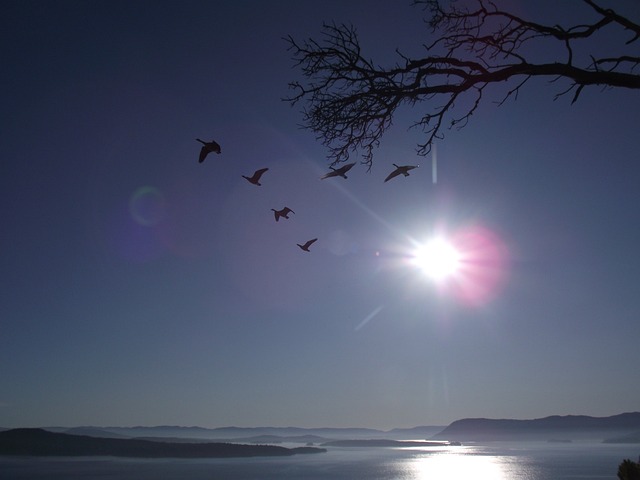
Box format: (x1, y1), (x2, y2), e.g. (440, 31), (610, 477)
(2, 0), (639, 430)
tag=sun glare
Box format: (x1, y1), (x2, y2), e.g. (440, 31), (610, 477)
(412, 237), (461, 281)
(399, 224), (509, 306)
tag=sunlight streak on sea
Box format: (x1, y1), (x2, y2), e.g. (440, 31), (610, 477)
(390, 444), (549, 480)
(404, 450), (508, 479)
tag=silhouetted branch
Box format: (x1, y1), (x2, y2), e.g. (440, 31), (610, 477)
(285, 0), (640, 169)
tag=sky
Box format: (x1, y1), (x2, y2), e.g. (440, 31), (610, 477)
(1, 0), (639, 431)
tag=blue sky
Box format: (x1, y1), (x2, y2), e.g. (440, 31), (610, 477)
(1, 0), (639, 430)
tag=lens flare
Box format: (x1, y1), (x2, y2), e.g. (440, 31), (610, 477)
(450, 225), (509, 306)
(129, 186), (165, 227)
(407, 224), (509, 307)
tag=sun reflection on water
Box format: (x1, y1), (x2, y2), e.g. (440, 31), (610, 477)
(402, 449), (508, 480)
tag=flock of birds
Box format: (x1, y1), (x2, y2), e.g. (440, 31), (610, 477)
(196, 137), (419, 252)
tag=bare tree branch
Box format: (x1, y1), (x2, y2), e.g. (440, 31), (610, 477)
(285, 0), (640, 169)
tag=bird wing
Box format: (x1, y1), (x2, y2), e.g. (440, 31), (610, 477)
(384, 169), (401, 182)
(320, 170), (338, 179)
(199, 146), (209, 163)
(254, 168), (269, 179)
(306, 238), (318, 248)
(322, 163), (354, 179)
(335, 162), (355, 175)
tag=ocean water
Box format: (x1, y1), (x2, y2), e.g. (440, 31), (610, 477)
(1, 442), (638, 479)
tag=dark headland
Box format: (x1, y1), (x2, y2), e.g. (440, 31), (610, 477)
(0, 428), (326, 458)
(431, 412), (640, 442)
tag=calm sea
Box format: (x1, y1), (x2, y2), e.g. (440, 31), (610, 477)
(1, 442), (638, 479)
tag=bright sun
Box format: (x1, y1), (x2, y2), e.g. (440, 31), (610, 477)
(412, 237), (461, 281)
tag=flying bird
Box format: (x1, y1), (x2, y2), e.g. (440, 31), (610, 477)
(384, 163), (419, 182)
(271, 207), (295, 222)
(196, 138), (222, 163)
(242, 168), (269, 186)
(297, 238), (318, 252)
(320, 162), (356, 180)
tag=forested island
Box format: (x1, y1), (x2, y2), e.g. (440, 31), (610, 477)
(0, 429), (326, 458)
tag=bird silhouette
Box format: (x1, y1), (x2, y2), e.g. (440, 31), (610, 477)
(271, 207), (295, 222)
(196, 138), (222, 163)
(297, 238), (318, 252)
(384, 163), (419, 182)
(320, 162), (356, 179)
(242, 168), (269, 186)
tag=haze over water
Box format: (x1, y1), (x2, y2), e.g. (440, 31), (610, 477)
(2, 442), (639, 480)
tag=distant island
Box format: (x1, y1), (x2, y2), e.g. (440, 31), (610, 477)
(0, 429), (326, 458)
(321, 439), (458, 447)
(74, 425), (444, 441)
(0, 424), (446, 444)
(3, 412), (639, 453)
(431, 412), (640, 442)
